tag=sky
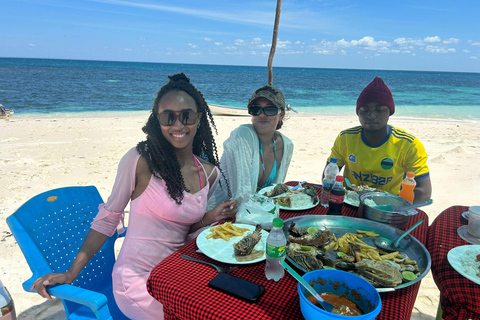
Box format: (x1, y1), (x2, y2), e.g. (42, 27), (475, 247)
(1, 0), (479, 73)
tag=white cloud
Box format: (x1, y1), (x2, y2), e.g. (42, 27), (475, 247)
(29, 43), (35, 47)
(188, 43), (198, 48)
(214, 42), (223, 46)
(234, 39), (245, 45)
(295, 41), (301, 45)
(443, 38), (459, 44)
(471, 56), (478, 59)
(252, 37), (262, 44)
(470, 41), (480, 46)
(204, 37), (212, 41)
(424, 36), (441, 43)
(463, 49), (471, 53)
(425, 45), (455, 53)
(276, 40), (291, 49)
(124, 48), (132, 51)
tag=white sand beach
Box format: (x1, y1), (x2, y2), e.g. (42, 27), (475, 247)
(1, 112), (479, 319)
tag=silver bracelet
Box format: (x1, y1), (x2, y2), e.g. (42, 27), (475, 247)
(201, 218), (207, 227)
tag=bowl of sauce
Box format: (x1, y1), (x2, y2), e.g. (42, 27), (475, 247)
(298, 269), (381, 319)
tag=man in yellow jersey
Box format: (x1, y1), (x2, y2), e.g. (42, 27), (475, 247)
(324, 77), (432, 203)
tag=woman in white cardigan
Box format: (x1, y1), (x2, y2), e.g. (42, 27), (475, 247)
(207, 85), (294, 212)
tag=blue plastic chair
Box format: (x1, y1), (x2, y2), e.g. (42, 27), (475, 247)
(7, 186), (129, 320)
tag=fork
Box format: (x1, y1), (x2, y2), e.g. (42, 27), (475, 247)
(180, 254), (237, 273)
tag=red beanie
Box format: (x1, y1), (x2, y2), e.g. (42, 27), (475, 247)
(356, 77), (395, 115)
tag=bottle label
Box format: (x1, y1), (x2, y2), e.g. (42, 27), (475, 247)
(329, 194), (344, 204)
(266, 244), (286, 258)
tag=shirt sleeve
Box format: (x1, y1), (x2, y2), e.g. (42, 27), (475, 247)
(405, 138), (430, 180)
(329, 133), (346, 168)
(90, 148), (139, 237)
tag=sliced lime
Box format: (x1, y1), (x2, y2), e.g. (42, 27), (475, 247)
(307, 227), (318, 234)
(402, 271), (417, 282)
(301, 246), (312, 251)
(337, 252), (348, 257)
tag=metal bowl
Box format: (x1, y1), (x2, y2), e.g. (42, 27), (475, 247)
(358, 192), (416, 229)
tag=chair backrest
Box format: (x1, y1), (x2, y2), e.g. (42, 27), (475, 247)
(7, 186), (125, 319)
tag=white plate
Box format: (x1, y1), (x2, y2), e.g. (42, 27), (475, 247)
(344, 189), (360, 207)
(196, 223), (269, 265)
(457, 225), (480, 245)
(447, 245), (480, 285)
(257, 184), (319, 211)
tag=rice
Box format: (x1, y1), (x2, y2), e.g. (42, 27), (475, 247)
(289, 192), (314, 208)
(458, 249), (480, 277)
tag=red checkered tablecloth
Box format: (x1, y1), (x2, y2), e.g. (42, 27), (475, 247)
(426, 206), (480, 320)
(147, 182), (429, 320)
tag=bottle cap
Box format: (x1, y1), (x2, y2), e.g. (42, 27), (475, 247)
(406, 172), (415, 178)
(330, 157), (338, 164)
(335, 175), (344, 182)
(272, 218), (283, 228)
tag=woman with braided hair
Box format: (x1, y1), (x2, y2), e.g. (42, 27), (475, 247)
(31, 73), (236, 319)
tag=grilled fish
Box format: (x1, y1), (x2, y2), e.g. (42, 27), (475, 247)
(233, 224), (263, 256)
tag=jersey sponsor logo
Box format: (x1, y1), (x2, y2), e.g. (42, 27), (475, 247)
(351, 170), (393, 186)
(381, 158), (394, 170)
(348, 154), (357, 163)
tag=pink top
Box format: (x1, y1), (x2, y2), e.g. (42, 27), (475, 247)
(91, 147), (219, 320)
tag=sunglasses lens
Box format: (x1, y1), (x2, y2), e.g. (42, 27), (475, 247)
(158, 110), (198, 126)
(159, 112), (175, 126)
(180, 110), (197, 125)
(248, 106), (261, 116)
(248, 106), (279, 116)
(264, 107), (279, 116)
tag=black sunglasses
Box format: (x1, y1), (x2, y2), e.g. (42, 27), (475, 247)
(248, 106), (280, 116)
(157, 110), (199, 126)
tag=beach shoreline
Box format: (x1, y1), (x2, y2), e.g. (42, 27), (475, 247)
(1, 112), (480, 319)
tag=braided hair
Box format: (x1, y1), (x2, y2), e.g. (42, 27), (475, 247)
(136, 73), (230, 204)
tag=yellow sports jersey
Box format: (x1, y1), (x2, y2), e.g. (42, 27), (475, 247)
(328, 125), (430, 195)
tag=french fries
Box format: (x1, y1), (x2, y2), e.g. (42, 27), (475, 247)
(206, 222), (250, 241)
(357, 230), (380, 237)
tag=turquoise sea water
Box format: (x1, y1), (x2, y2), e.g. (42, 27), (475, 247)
(1, 58), (479, 121)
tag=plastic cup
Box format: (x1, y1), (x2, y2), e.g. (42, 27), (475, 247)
(467, 206), (480, 237)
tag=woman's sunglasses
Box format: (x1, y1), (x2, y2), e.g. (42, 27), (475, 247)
(157, 110), (200, 126)
(248, 106), (280, 116)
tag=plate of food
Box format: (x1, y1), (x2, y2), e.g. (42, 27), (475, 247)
(447, 245), (480, 285)
(282, 215), (431, 292)
(196, 222), (269, 265)
(258, 183), (319, 211)
(344, 184), (386, 207)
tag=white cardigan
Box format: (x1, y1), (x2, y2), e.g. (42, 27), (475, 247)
(207, 124), (294, 211)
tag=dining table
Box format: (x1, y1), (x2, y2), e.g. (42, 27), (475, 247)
(426, 205), (480, 320)
(147, 181), (429, 320)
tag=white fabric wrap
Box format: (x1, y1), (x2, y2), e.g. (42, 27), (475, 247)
(207, 124), (293, 212)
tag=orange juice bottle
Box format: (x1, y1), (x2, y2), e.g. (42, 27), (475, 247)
(399, 172), (416, 203)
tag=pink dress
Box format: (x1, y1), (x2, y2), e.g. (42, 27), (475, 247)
(91, 147), (219, 320)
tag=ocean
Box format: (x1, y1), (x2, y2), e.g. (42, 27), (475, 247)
(1, 58), (479, 121)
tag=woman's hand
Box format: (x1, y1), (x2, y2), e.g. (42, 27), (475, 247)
(31, 272), (74, 299)
(205, 199), (238, 224)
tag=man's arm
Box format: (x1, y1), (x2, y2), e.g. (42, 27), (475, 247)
(413, 176), (432, 203)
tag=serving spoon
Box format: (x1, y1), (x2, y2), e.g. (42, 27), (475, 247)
(374, 199), (433, 215)
(373, 219), (424, 252)
(280, 260), (334, 312)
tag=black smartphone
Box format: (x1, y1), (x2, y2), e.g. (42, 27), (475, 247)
(208, 273), (265, 302)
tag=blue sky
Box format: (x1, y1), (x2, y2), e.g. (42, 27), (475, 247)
(1, 0), (479, 72)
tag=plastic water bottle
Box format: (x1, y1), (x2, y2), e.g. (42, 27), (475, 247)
(327, 175), (345, 215)
(320, 157), (339, 207)
(399, 172), (416, 203)
(265, 218), (287, 281)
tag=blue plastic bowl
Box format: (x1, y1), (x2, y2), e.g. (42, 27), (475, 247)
(298, 269), (382, 319)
